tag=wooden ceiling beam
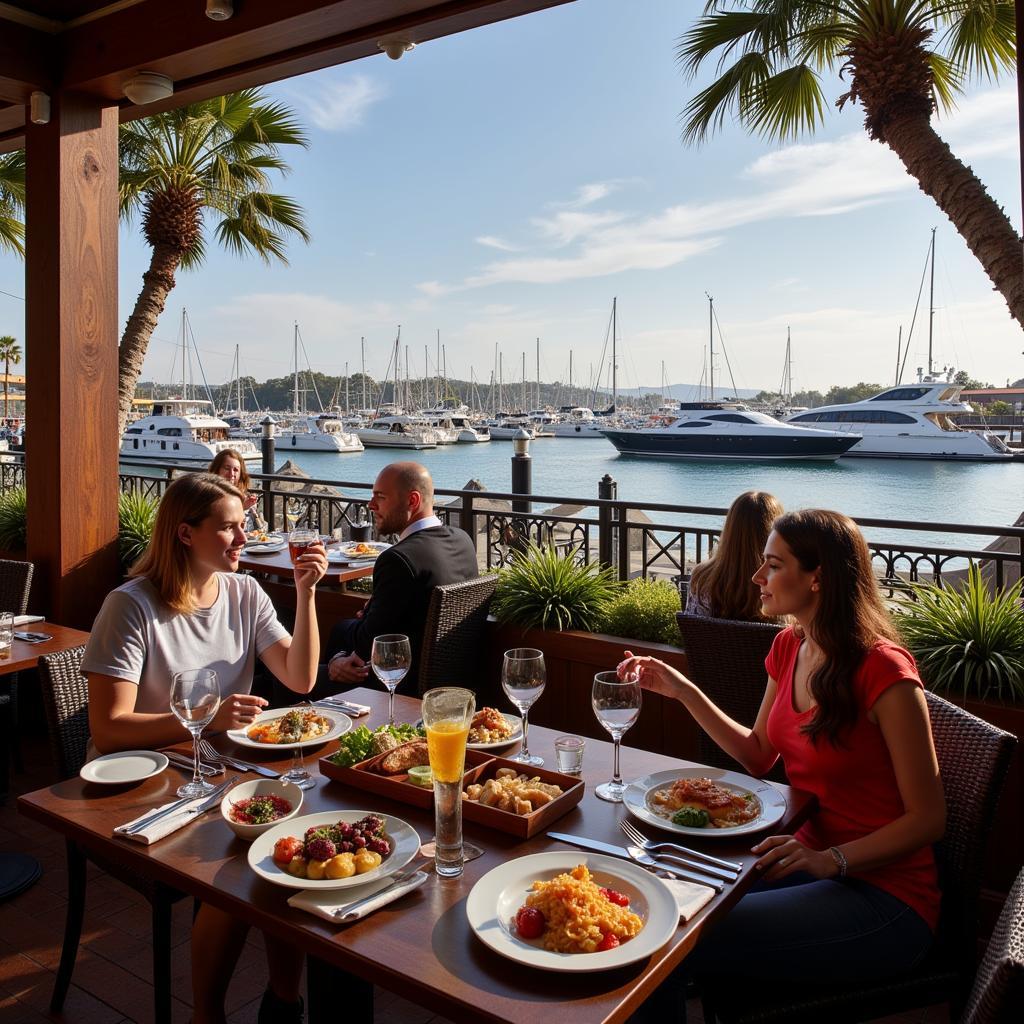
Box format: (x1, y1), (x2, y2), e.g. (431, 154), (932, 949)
(0, 19), (55, 102)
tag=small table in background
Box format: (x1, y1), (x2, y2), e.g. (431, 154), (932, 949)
(236, 550), (374, 592)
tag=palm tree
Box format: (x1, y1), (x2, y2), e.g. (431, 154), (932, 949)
(677, 1), (1022, 327)
(0, 336), (21, 423)
(0, 151), (25, 258)
(118, 89), (310, 434)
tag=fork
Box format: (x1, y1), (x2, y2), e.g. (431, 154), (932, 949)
(333, 869), (425, 921)
(620, 818), (743, 875)
(199, 738), (280, 778)
(624, 846), (725, 893)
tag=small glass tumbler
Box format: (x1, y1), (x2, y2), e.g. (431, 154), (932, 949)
(0, 611), (13, 661)
(554, 735), (585, 776)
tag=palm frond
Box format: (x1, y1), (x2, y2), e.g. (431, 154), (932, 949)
(926, 49), (964, 110)
(741, 62), (828, 139)
(939, 0), (1016, 80)
(681, 50), (772, 143)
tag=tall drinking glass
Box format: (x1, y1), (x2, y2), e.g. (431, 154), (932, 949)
(502, 648), (545, 767)
(285, 497), (308, 532)
(591, 670), (641, 803)
(281, 709), (316, 790)
(371, 634), (412, 727)
(169, 670), (221, 799)
(422, 687), (475, 878)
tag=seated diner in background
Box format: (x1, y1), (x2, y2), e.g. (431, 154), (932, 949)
(684, 489), (783, 621)
(82, 472), (327, 1024)
(621, 509), (945, 1006)
(209, 447), (266, 533)
(313, 460), (478, 697)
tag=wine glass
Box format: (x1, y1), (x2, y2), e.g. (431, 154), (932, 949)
(281, 708), (316, 790)
(285, 497), (308, 532)
(169, 670), (221, 799)
(371, 634), (412, 727)
(502, 648), (545, 767)
(591, 670), (642, 803)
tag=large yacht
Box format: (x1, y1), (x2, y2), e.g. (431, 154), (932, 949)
(784, 380), (1013, 460)
(550, 407), (606, 438)
(276, 414), (364, 452)
(121, 400), (260, 462)
(600, 403), (860, 462)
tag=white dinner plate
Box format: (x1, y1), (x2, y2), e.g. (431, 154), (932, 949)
(227, 708), (352, 751)
(334, 541), (390, 560)
(466, 852), (678, 972)
(244, 538), (287, 554)
(248, 810), (421, 891)
(467, 713), (523, 750)
(80, 750), (169, 785)
(623, 767), (787, 839)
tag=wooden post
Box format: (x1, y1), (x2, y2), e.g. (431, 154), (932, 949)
(24, 92), (121, 628)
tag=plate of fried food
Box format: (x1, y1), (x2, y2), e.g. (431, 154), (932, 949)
(466, 853), (677, 971)
(228, 707), (352, 751)
(328, 541), (391, 563)
(248, 809), (421, 890)
(466, 707), (523, 750)
(623, 768), (787, 838)
(244, 531), (287, 554)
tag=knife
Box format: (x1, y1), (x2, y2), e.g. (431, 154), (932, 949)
(164, 753), (221, 777)
(119, 780), (233, 835)
(546, 832), (730, 889)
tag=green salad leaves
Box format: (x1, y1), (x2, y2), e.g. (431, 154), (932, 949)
(328, 723), (424, 768)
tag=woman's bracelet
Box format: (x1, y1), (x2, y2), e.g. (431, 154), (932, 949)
(829, 846), (848, 878)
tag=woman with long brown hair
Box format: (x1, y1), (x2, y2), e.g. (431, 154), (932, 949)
(621, 509), (944, 999)
(209, 448), (265, 531)
(686, 490), (783, 621)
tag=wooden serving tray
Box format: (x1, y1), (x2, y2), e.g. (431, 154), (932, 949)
(461, 756), (585, 839)
(319, 748), (493, 808)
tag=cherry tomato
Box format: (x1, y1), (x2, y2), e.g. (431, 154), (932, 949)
(596, 932), (620, 952)
(515, 906), (546, 940)
(273, 836), (303, 866)
(600, 887), (630, 907)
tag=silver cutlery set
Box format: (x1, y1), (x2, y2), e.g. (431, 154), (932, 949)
(116, 779), (234, 836)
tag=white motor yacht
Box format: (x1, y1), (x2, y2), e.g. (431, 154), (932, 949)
(600, 403), (860, 462)
(527, 410), (556, 437)
(356, 415), (441, 449)
(486, 414), (536, 440)
(121, 400), (261, 462)
(785, 379), (1013, 460)
(420, 405), (489, 442)
(550, 407), (606, 438)
(276, 414), (364, 452)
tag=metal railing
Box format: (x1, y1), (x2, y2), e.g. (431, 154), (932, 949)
(86, 461), (1024, 592)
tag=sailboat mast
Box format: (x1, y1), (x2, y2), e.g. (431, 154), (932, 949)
(181, 308), (187, 400)
(345, 362), (349, 413)
(522, 352), (527, 411)
(927, 226), (936, 376)
(361, 337), (366, 410)
(536, 337), (541, 409)
(611, 297), (618, 411)
(569, 350), (573, 407)
(293, 322), (299, 414)
(707, 294), (715, 401)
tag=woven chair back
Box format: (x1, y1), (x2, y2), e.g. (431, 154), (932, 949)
(962, 867), (1024, 1024)
(925, 690), (1017, 967)
(0, 558), (33, 616)
(417, 575), (499, 698)
(676, 612), (782, 773)
(36, 645), (91, 779)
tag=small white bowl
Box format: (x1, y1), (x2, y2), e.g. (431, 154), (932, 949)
(221, 779), (303, 841)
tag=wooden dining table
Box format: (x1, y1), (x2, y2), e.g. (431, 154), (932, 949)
(18, 687), (815, 1024)
(236, 546), (374, 591)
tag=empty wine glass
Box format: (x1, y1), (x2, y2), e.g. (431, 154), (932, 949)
(285, 497), (308, 532)
(591, 670), (642, 802)
(372, 634), (412, 727)
(169, 670), (221, 798)
(281, 708), (316, 790)
(502, 648), (546, 767)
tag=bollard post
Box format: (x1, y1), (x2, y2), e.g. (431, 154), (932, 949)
(260, 414), (276, 527)
(598, 474), (616, 570)
(511, 428), (532, 515)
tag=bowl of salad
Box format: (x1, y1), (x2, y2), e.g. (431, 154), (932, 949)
(221, 779), (304, 841)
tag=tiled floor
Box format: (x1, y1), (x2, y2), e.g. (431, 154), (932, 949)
(1, 735), (950, 1024)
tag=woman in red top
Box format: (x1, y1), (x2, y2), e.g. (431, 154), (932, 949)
(620, 509), (944, 990)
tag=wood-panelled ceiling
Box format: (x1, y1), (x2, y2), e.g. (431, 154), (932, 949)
(0, 0), (575, 149)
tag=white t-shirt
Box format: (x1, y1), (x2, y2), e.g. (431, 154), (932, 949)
(82, 573), (289, 714)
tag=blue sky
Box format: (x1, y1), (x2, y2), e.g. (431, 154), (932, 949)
(1, 0), (1021, 395)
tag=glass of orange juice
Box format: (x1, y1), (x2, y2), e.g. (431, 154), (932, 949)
(422, 687), (475, 878)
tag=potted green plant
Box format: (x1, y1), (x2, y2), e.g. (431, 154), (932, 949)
(599, 578), (682, 645)
(118, 491), (160, 571)
(0, 485), (27, 554)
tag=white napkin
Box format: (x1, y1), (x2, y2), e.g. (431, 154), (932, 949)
(316, 699), (370, 717)
(288, 870), (430, 923)
(13, 614), (44, 626)
(113, 796), (219, 845)
(664, 878), (716, 922)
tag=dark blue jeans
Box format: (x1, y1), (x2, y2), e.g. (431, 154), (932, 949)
(630, 873), (933, 1022)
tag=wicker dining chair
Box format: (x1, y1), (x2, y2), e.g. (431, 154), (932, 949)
(703, 690), (1017, 1024)
(961, 867), (1024, 1024)
(417, 574), (499, 699)
(36, 646), (184, 1024)
(0, 558), (34, 796)
(675, 612), (783, 777)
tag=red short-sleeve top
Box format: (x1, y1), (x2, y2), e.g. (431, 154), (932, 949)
(765, 626), (940, 931)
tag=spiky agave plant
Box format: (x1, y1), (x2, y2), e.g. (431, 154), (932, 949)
(118, 491), (159, 570)
(0, 486), (27, 550)
(896, 567), (1024, 703)
(491, 543), (620, 633)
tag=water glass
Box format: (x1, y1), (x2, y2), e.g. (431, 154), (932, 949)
(288, 528), (318, 563)
(169, 669), (221, 798)
(554, 735), (586, 776)
(422, 687), (475, 878)
(502, 648), (546, 767)
(591, 670), (641, 803)
(371, 633), (412, 727)
(0, 611), (13, 662)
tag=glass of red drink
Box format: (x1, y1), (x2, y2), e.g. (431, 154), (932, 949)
(288, 528), (319, 563)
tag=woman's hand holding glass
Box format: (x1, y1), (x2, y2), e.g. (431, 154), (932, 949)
(291, 540), (327, 592)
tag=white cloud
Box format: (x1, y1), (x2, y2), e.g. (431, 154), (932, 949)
(475, 235), (520, 252)
(293, 73), (387, 132)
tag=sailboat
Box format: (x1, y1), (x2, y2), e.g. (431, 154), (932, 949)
(552, 303), (617, 437)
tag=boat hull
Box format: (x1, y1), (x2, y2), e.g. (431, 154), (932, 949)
(277, 432), (363, 452)
(600, 430), (857, 462)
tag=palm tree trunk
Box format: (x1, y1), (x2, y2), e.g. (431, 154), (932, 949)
(881, 112), (1024, 328)
(118, 244), (182, 436)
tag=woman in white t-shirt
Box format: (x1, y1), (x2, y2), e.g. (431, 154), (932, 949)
(84, 472), (327, 1024)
